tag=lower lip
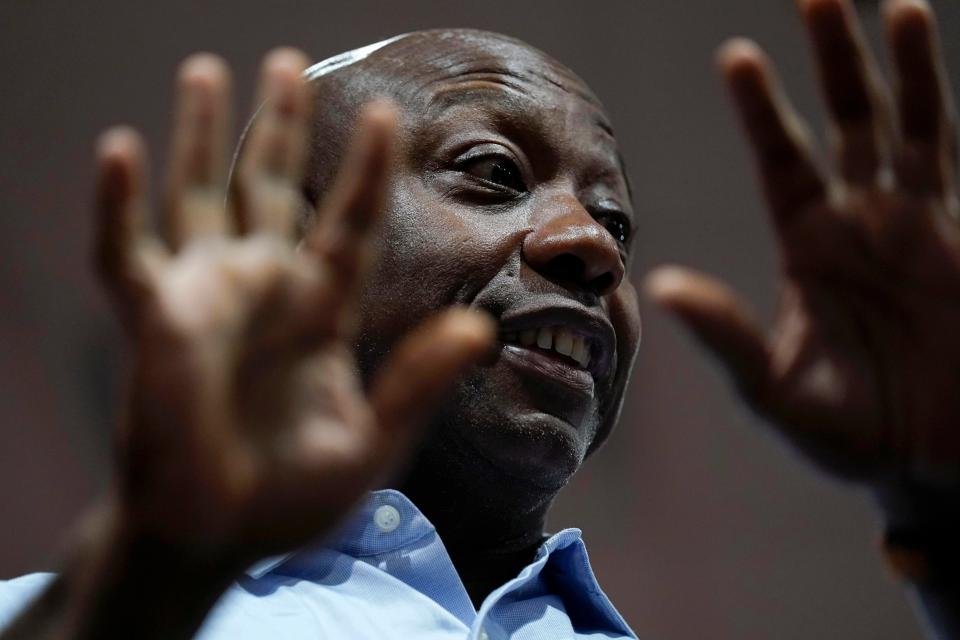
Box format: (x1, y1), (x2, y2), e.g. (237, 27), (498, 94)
(500, 344), (595, 396)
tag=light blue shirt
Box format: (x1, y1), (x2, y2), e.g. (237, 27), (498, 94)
(0, 490), (636, 639)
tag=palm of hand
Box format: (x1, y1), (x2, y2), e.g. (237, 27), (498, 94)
(123, 239), (371, 555)
(650, 0), (960, 488)
(95, 51), (490, 564)
(765, 184), (960, 480)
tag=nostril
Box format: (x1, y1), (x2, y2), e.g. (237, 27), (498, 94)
(542, 253), (617, 295)
(589, 273), (615, 296)
(547, 253), (586, 282)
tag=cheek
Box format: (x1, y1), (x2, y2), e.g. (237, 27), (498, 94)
(371, 182), (522, 303)
(611, 280), (642, 366)
(355, 185), (511, 357)
(584, 282), (641, 453)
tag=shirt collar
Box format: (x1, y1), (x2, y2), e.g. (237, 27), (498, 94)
(243, 490), (633, 636)
(244, 489), (435, 579)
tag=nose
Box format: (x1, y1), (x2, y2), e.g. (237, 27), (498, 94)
(522, 196), (625, 297)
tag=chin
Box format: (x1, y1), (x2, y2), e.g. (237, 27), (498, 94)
(456, 408), (594, 491)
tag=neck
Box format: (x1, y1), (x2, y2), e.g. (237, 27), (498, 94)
(394, 440), (560, 607)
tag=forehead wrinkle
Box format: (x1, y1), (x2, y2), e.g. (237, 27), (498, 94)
(380, 40), (600, 103)
(432, 61), (603, 114)
(426, 79), (532, 118)
(526, 66), (604, 112)
(418, 67), (613, 137)
(415, 57), (533, 96)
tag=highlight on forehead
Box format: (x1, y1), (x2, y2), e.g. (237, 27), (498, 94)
(302, 33), (410, 81)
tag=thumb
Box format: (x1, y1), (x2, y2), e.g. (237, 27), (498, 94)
(645, 265), (772, 402)
(367, 307), (495, 456)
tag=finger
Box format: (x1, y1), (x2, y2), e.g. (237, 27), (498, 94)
(303, 101), (398, 330)
(718, 39), (829, 231)
(282, 309), (493, 500)
(233, 48), (312, 237)
(800, 0), (894, 185)
(885, 0), (957, 195)
(646, 265), (771, 401)
(163, 54), (233, 249)
(368, 309), (495, 454)
(94, 127), (162, 319)
(234, 240), (338, 355)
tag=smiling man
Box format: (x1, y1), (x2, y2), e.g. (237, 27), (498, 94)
(337, 32), (642, 600)
(1, 0), (960, 638)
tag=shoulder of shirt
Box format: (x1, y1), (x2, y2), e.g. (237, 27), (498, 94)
(0, 573), (56, 630)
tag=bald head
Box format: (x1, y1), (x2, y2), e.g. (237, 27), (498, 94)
(318, 29), (604, 104)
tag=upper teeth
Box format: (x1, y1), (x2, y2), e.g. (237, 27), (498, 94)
(503, 327), (591, 368)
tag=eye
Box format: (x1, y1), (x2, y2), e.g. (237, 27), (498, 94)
(595, 210), (632, 245)
(455, 153), (528, 193)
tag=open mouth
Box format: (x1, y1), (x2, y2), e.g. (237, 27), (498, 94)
(493, 300), (615, 395)
(498, 325), (600, 396)
(500, 327), (592, 369)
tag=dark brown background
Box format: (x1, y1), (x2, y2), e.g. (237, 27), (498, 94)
(2, 1), (957, 638)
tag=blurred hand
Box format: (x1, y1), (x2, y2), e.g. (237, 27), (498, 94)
(648, 0), (960, 494)
(94, 49), (492, 567)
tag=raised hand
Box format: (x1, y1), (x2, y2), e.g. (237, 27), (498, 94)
(648, 0), (960, 492)
(94, 49), (492, 567)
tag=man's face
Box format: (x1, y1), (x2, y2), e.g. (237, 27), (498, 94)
(354, 33), (641, 490)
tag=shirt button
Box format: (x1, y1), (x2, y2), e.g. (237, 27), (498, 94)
(478, 627), (490, 640)
(373, 504), (400, 532)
